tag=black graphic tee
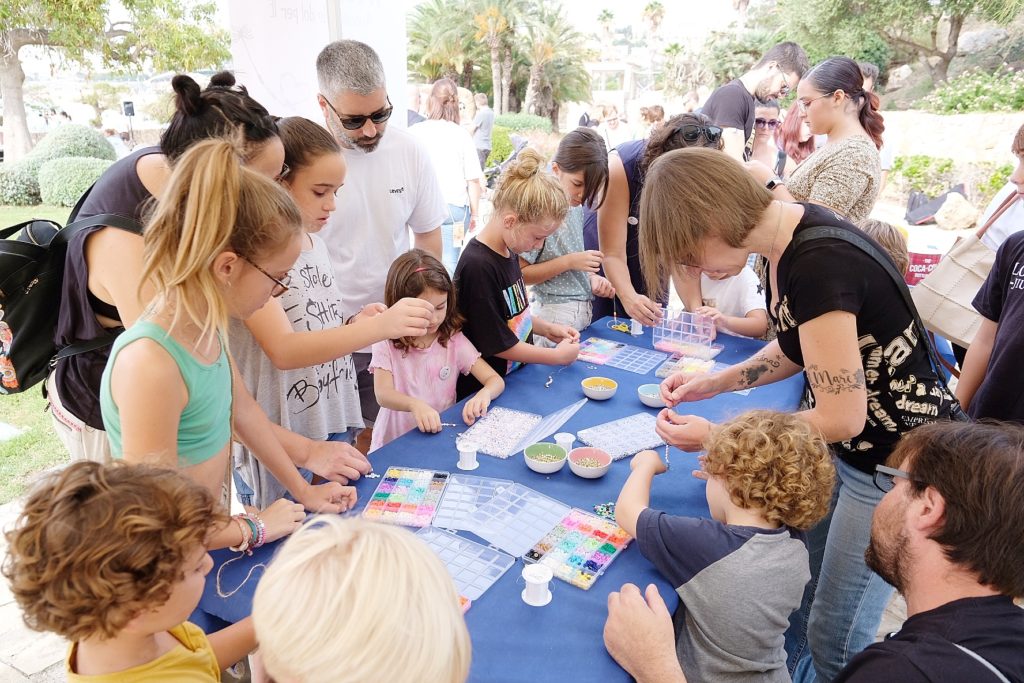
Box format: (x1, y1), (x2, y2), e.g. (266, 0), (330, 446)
(768, 204), (955, 473)
(701, 79), (755, 161)
(970, 230), (1024, 423)
(455, 237), (534, 400)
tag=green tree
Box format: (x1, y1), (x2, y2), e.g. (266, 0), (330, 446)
(80, 82), (130, 128)
(1, 0), (229, 162)
(643, 2), (665, 43)
(408, 0), (482, 88)
(598, 9), (615, 45)
(521, 2), (591, 127)
(776, 0), (1021, 85)
(473, 1), (526, 115)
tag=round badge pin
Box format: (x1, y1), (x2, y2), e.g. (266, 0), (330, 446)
(439, 366), (452, 381)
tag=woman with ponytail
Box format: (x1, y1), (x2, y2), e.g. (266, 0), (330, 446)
(100, 138), (357, 550)
(453, 148), (581, 400)
(747, 56), (882, 222)
(409, 78), (484, 272)
(51, 72), (285, 463)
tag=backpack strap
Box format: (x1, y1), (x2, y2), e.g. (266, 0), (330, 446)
(790, 226), (962, 408)
(952, 643), (1011, 683)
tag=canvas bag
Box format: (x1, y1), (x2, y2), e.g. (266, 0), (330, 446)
(911, 191), (1019, 348)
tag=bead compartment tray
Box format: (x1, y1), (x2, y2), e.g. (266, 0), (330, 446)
(362, 466), (449, 527)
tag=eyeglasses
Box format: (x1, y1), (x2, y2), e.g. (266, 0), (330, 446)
(778, 70), (795, 97)
(873, 464), (920, 493)
(755, 118), (780, 130)
(275, 163), (291, 182)
(797, 92), (836, 113)
(676, 124), (723, 145)
(320, 94), (394, 130)
(242, 255), (291, 298)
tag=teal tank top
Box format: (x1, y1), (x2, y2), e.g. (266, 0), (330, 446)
(100, 320), (232, 466)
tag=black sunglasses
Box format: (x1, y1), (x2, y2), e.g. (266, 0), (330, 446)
(321, 94), (394, 130)
(755, 118), (779, 130)
(677, 124), (723, 144)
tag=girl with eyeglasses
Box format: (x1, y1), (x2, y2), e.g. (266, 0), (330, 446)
(746, 56), (883, 223)
(229, 117), (436, 508)
(583, 112), (725, 326)
(100, 138), (359, 551)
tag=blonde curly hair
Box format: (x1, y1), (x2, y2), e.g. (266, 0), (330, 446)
(703, 410), (835, 530)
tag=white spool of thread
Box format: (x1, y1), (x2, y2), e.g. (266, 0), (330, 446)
(554, 432), (575, 452)
(630, 319), (643, 336)
(521, 563), (553, 606)
(457, 441), (479, 471)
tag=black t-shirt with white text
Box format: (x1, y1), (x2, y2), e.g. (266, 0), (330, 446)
(970, 230), (1024, 423)
(701, 80), (755, 160)
(835, 596), (1024, 682)
(454, 237), (533, 400)
(768, 204), (955, 473)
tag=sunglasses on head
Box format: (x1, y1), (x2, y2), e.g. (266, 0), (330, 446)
(755, 118), (779, 130)
(677, 124), (723, 144)
(321, 95), (394, 130)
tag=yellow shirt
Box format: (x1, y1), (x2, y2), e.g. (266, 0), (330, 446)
(66, 622), (221, 682)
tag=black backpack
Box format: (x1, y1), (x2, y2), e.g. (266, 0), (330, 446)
(0, 188), (142, 394)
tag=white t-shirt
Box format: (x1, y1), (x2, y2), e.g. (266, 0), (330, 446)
(699, 267), (765, 323)
(409, 119), (483, 207)
(979, 182), (1024, 251)
(322, 126), (447, 323)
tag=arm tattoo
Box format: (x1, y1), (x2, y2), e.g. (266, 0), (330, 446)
(751, 352), (782, 370)
(740, 364), (771, 387)
(805, 365), (866, 396)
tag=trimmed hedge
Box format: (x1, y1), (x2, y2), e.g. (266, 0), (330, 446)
(486, 126), (513, 168)
(0, 124), (115, 205)
(39, 157), (114, 207)
(494, 113), (552, 133)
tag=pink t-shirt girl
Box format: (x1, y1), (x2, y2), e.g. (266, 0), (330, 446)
(368, 332), (481, 451)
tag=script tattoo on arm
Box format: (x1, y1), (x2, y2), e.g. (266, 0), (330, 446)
(805, 365), (866, 396)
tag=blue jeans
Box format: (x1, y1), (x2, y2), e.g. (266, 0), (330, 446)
(787, 457), (894, 683)
(441, 204), (470, 274)
(232, 431), (353, 507)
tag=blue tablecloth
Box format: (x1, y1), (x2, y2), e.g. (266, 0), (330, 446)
(193, 318), (803, 681)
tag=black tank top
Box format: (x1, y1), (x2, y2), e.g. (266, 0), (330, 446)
(53, 146), (161, 428)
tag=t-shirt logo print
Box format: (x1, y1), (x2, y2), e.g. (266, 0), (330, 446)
(503, 278), (532, 374)
(774, 295), (797, 332)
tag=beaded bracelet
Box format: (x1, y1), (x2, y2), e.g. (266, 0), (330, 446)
(249, 512), (267, 548)
(228, 515), (253, 555)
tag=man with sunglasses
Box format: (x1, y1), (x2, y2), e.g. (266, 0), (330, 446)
(604, 420), (1024, 683)
(701, 42), (808, 162)
(315, 40), (447, 451)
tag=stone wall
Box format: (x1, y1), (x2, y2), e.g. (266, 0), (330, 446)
(881, 110), (1020, 164)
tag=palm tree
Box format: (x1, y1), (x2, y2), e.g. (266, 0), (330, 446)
(409, 0), (480, 85)
(597, 9), (615, 45)
(521, 2), (591, 128)
(643, 2), (665, 43)
(473, 4), (510, 114)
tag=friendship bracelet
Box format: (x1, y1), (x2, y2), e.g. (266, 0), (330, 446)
(228, 515), (253, 555)
(216, 553), (268, 598)
(246, 512), (267, 548)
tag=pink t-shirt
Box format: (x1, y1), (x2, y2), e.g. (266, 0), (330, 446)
(368, 332), (481, 451)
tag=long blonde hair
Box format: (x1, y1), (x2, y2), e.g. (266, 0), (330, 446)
(140, 137), (302, 344)
(638, 147), (771, 296)
(491, 147), (568, 224)
(253, 516), (471, 683)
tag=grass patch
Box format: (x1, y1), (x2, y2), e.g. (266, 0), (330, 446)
(0, 391), (67, 504)
(0, 204), (74, 503)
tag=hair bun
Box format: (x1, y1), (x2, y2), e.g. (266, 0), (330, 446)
(208, 71), (237, 88)
(171, 74), (203, 116)
(508, 147), (544, 180)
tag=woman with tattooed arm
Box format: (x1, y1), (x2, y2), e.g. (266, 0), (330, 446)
(638, 147), (958, 683)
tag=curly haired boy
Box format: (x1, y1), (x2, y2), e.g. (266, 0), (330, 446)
(615, 409), (834, 683)
(2, 461), (255, 681)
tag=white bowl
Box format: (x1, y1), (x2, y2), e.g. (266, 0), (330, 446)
(524, 442), (567, 474)
(638, 383), (665, 408)
(581, 376), (617, 400)
(568, 447), (612, 479)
